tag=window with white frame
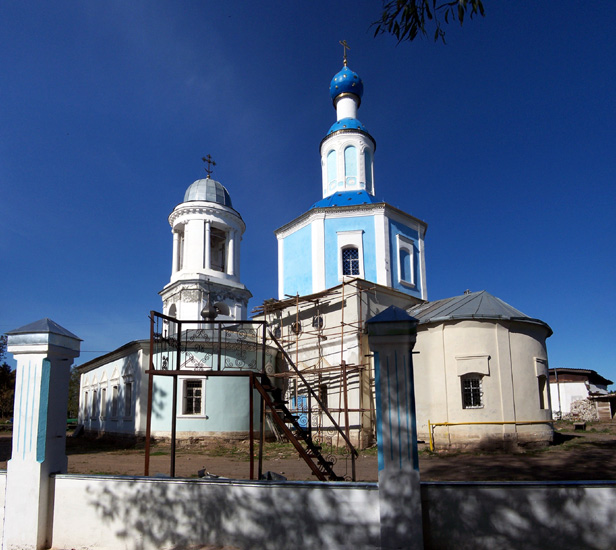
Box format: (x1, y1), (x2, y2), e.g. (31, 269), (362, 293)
(461, 375), (483, 409)
(182, 379), (204, 415)
(396, 234), (415, 287)
(337, 230), (364, 280)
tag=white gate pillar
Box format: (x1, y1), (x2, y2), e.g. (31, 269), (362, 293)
(3, 319), (81, 550)
(366, 306), (423, 550)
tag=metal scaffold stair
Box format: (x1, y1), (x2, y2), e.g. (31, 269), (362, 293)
(253, 378), (343, 481)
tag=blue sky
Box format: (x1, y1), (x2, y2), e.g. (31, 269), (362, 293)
(1, 2), (615, 382)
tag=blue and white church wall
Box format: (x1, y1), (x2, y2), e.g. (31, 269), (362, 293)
(276, 202), (427, 300)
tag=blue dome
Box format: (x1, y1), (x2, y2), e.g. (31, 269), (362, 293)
(328, 117), (367, 135)
(183, 177), (233, 207)
(329, 65), (364, 102)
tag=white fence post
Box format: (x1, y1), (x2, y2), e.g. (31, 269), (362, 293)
(367, 306), (423, 550)
(3, 319), (81, 550)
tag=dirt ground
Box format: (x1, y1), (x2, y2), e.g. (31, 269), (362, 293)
(1, 421), (615, 482)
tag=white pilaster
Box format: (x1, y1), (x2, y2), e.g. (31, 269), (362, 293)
(227, 230), (235, 276)
(172, 231), (179, 273)
(311, 217), (325, 293)
(277, 237), (285, 299)
(204, 221), (211, 270)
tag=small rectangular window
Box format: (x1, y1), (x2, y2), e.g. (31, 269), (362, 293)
(100, 387), (107, 419)
(111, 385), (118, 417)
(538, 375), (548, 410)
(91, 389), (98, 419)
(124, 382), (132, 417)
(462, 376), (483, 408)
(183, 380), (203, 415)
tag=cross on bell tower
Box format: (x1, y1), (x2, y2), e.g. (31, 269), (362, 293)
(201, 154), (216, 179)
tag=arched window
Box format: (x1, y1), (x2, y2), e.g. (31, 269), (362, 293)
(210, 227), (226, 272)
(327, 150), (337, 190)
(342, 247), (360, 276)
(364, 149), (373, 193)
(344, 146), (357, 187)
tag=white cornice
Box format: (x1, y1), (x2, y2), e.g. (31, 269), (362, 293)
(168, 202), (245, 232)
(275, 202), (427, 239)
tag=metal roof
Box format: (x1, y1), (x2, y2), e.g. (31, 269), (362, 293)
(6, 318), (81, 340)
(183, 177), (233, 208)
(407, 290), (552, 336)
(367, 305), (418, 324)
(310, 190), (384, 209)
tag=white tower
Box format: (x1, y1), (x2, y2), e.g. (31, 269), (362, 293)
(159, 168), (251, 321)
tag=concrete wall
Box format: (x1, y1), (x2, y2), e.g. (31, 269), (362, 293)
(550, 381), (589, 416)
(421, 481), (616, 550)
(10, 474), (611, 550)
(49, 475), (380, 550)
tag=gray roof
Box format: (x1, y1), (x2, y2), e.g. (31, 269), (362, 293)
(183, 177), (234, 208)
(6, 318), (82, 340)
(407, 291), (552, 336)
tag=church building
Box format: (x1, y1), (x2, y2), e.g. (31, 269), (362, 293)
(77, 50), (554, 451)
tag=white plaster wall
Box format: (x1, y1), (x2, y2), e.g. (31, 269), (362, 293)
(421, 481), (616, 550)
(550, 381), (589, 415)
(49, 475), (380, 550)
(79, 348), (143, 436)
(413, 320), (553, 447)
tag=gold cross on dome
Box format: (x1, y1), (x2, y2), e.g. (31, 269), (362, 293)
(201, 154), (216, 178)
(339, 40), (350, 66)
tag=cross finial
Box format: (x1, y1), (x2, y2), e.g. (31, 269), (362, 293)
(201, 154), (216, 178)
(339, 40), (350, 66)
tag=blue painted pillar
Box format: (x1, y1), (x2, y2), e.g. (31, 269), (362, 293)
(3, 319), (81, 550)
(367, 306), (423, 550)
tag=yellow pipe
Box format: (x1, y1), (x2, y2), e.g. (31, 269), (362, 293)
(427, 420), (555, 452)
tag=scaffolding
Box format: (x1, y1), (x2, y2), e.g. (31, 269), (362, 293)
(253, 278), (389, 451)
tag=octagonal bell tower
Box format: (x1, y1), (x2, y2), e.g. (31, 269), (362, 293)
(159, 170), (252, 321)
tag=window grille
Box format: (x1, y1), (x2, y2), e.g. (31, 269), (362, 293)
(462, 376), (483, 408)
(342, 247), (360, 276)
